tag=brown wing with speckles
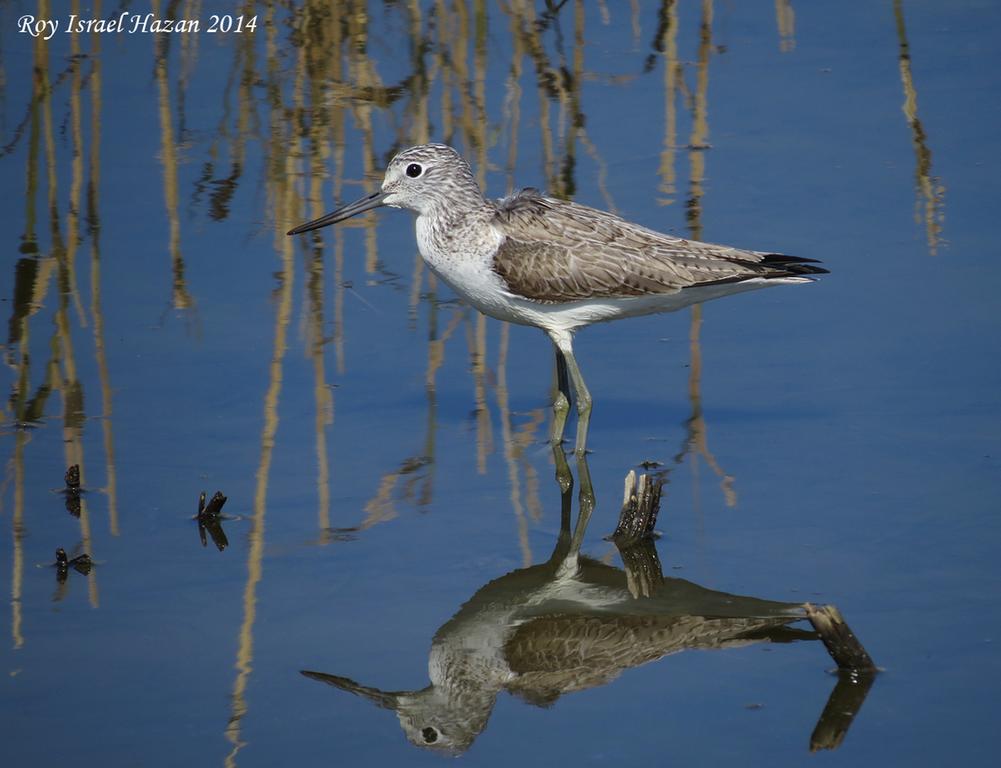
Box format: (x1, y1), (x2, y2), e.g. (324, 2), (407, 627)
(503, 613), (799, 704)
(491, 189), (825, 303)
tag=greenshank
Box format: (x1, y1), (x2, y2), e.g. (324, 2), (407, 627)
(288, 143), (826, 452)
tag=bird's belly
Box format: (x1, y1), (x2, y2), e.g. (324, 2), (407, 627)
(482, 292), (691, 334)
(472, 278), (789, 333)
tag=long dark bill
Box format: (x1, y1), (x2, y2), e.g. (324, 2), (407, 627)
(286, 190), (389, 236)
(300, 670), (401, 710)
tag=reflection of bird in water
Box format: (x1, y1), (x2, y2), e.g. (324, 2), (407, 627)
(302, 470), (813, 755)
(288, 143), (826, 453)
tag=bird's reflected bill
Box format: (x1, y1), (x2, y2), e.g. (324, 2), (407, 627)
(286, 190), (389, 235)
(301, 670), (400, 710)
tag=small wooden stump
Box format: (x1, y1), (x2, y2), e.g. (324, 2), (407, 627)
(804, 603), (877, 673)
(64, 465), (81, 490)
(63, 465), (83, 517)
(610, 470), (664, 545)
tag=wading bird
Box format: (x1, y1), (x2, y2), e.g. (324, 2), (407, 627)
(288, 144), (826, 452)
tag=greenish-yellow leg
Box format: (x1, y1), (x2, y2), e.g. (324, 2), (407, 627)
(567, 449), (595, 558)
(562, 347), (593, 455)
(549, 442), (596, 573)
(551, 440), (573, 498)
(551, 348), (571, 447)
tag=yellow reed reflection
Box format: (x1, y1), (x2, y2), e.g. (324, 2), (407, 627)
(893, 0), (945, 256)
(775, 0), (796, 53)
(225, 6), (299, 763)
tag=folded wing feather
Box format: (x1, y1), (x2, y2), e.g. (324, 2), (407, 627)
(490, 189), (824, 303)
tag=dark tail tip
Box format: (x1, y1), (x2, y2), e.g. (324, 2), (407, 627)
(760, 253), (829, 276)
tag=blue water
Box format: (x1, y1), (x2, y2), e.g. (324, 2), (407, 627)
(1, 2), (999, 765)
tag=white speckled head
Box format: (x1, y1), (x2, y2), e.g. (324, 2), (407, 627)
(300, 670), (489, 756)
(380, 143), (483, 215)
(286, 143), (483, 235)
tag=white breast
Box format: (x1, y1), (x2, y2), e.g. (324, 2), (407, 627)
(415, 215), (529, 323)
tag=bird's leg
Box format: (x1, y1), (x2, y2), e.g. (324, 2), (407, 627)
(556, 442), (596, 578)
(561, 346), (593, 455)
(569, 449), (595, 555)
(550, 443), (574, 553)
(551, 347), (571, 447)
(551, 435), (574, 496)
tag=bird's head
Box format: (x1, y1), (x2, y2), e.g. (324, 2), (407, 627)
(286, 143), (480, 235)
(301, 670), (493, 756)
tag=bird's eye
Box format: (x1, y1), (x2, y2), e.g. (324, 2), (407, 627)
(406, 163), (423, 178)
(421, 726), (438, 743)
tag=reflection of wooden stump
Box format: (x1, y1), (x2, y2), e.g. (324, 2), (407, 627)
(617, 540), (664, 599)
(65, 492), (82, 517)
(199, 517), (230, 551)
(804, 603), (877, 673)
(809, 671), (876, 751)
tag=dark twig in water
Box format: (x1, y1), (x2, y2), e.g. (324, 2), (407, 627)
(65, 464), (81, 490)
(64, 465), (82, 517)
(55, 547), (93, 583)
(198, 491), (228, 520)
(196, 491), (230, 551)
